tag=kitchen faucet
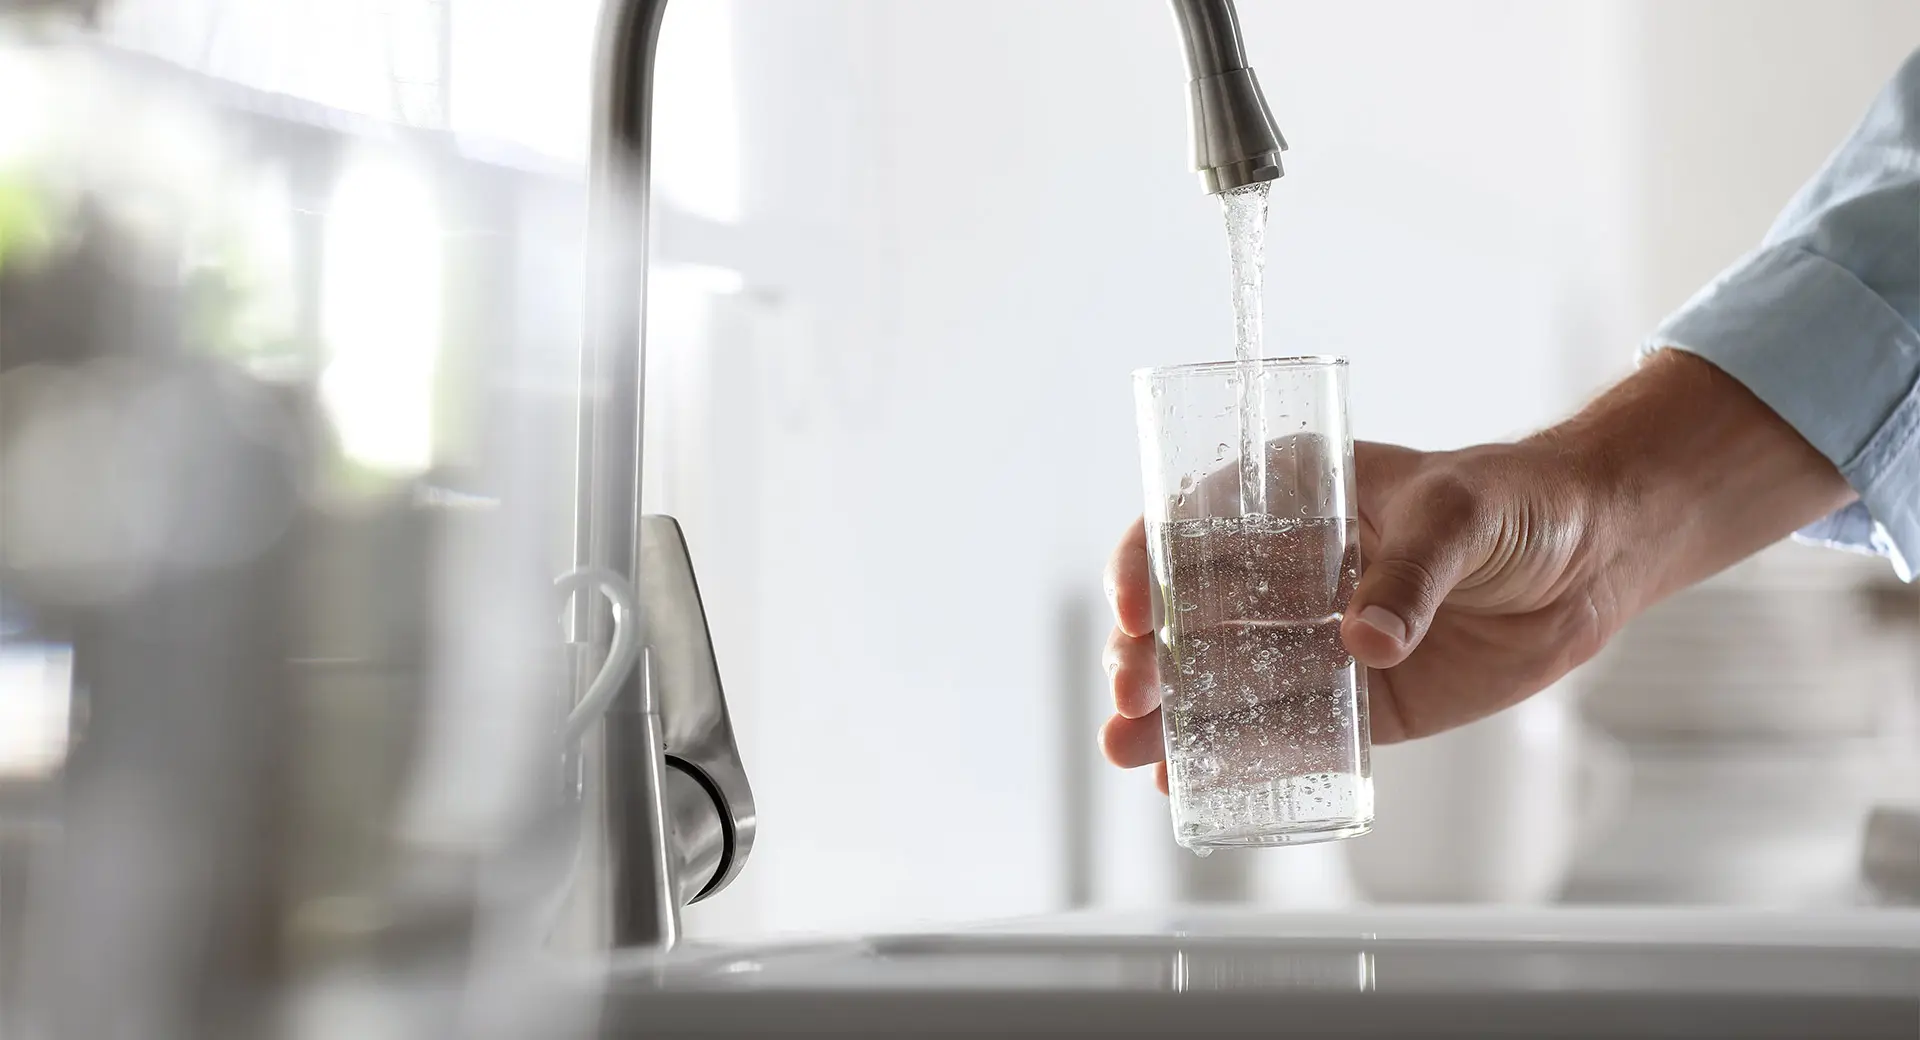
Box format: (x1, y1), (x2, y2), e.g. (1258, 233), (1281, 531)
(568, 0), (1288, 951)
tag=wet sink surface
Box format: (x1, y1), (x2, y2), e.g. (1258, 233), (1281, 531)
(597, 907), (1920, 1037)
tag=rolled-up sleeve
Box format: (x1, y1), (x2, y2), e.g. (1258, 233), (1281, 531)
(1646, 49), (1920, 579)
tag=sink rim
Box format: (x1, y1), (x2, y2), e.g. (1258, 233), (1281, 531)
(596, 904), (1920, 987)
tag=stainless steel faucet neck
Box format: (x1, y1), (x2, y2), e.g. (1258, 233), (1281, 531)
(577, 0), (1286, 951)
(1170, 0), (1287, 193)
(577, 0), (678, 951)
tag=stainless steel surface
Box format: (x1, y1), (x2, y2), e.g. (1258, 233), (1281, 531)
(641, 515), (755, 901)
(580, 0), (1286, 954)
(1169, 0), (1287, 193)
(552, 646), (682, 952)
(556, 518), (754, 947)
(582, 650), (684, 950)
(577, 0), (677, 952)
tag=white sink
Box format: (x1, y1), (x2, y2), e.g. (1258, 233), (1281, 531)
(597, 907), (1920, 1037)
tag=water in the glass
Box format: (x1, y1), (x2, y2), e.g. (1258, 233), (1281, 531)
(1153, 512), (1372, 851)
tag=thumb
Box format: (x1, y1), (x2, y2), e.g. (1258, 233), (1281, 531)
(1341, 484), (1487, 668)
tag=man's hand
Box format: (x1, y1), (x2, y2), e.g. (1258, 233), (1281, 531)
(1099, 350), (1855, 792)
(1100, 439), (1616, 792)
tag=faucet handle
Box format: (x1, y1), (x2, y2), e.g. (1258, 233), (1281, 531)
(639, 515), (756, 902)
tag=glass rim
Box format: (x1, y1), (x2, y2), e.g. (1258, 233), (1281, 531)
(1132, 355), (1348, 381)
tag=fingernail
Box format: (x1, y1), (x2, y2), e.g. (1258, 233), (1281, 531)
(1356, 605), (1408, 645)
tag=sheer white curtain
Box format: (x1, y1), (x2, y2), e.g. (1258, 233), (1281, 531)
(101, 0), (739, 212)
(101, 0), (443, 124)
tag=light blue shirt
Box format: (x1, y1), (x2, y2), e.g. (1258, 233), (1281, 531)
(1648, 48), (1920, 579)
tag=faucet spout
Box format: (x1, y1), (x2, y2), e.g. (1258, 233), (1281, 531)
(1170, 0), (1287, 193)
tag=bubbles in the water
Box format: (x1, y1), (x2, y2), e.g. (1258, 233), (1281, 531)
(1154, 515), (1372, 850)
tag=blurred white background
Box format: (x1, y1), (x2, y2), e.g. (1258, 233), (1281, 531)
(54, 0), (1920, 939)
(629, 0), (1920, 937)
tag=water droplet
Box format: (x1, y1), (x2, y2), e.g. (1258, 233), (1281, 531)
(1215, 442), (1231, 459)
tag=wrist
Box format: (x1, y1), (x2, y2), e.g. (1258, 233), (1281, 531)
(1532, 349), (1854, 617)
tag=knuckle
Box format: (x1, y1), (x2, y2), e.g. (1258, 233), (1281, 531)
(1373, 556), (1443, 606)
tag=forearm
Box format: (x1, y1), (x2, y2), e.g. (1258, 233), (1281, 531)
(1539, 348), (1856, 615)
(1638, 51), (1920, 574)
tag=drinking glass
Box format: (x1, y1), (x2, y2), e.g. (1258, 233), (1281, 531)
(1131, 356), (1372, 851)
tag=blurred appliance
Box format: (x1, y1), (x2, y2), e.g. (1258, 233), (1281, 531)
(1569, 546), (1920, 906)
(1565, 739), (1889, 906)
(1861, 802), (1920, 904)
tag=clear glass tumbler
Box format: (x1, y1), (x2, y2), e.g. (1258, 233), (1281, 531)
(1132, 356), (1372, 852)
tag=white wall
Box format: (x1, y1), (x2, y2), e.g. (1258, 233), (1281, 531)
(1631, 0), (1920, 338)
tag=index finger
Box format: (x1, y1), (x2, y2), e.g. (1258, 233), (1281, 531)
(1103, 516), (1153, 638)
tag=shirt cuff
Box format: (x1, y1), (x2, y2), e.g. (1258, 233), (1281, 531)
(1643, 243), (1920, 580)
